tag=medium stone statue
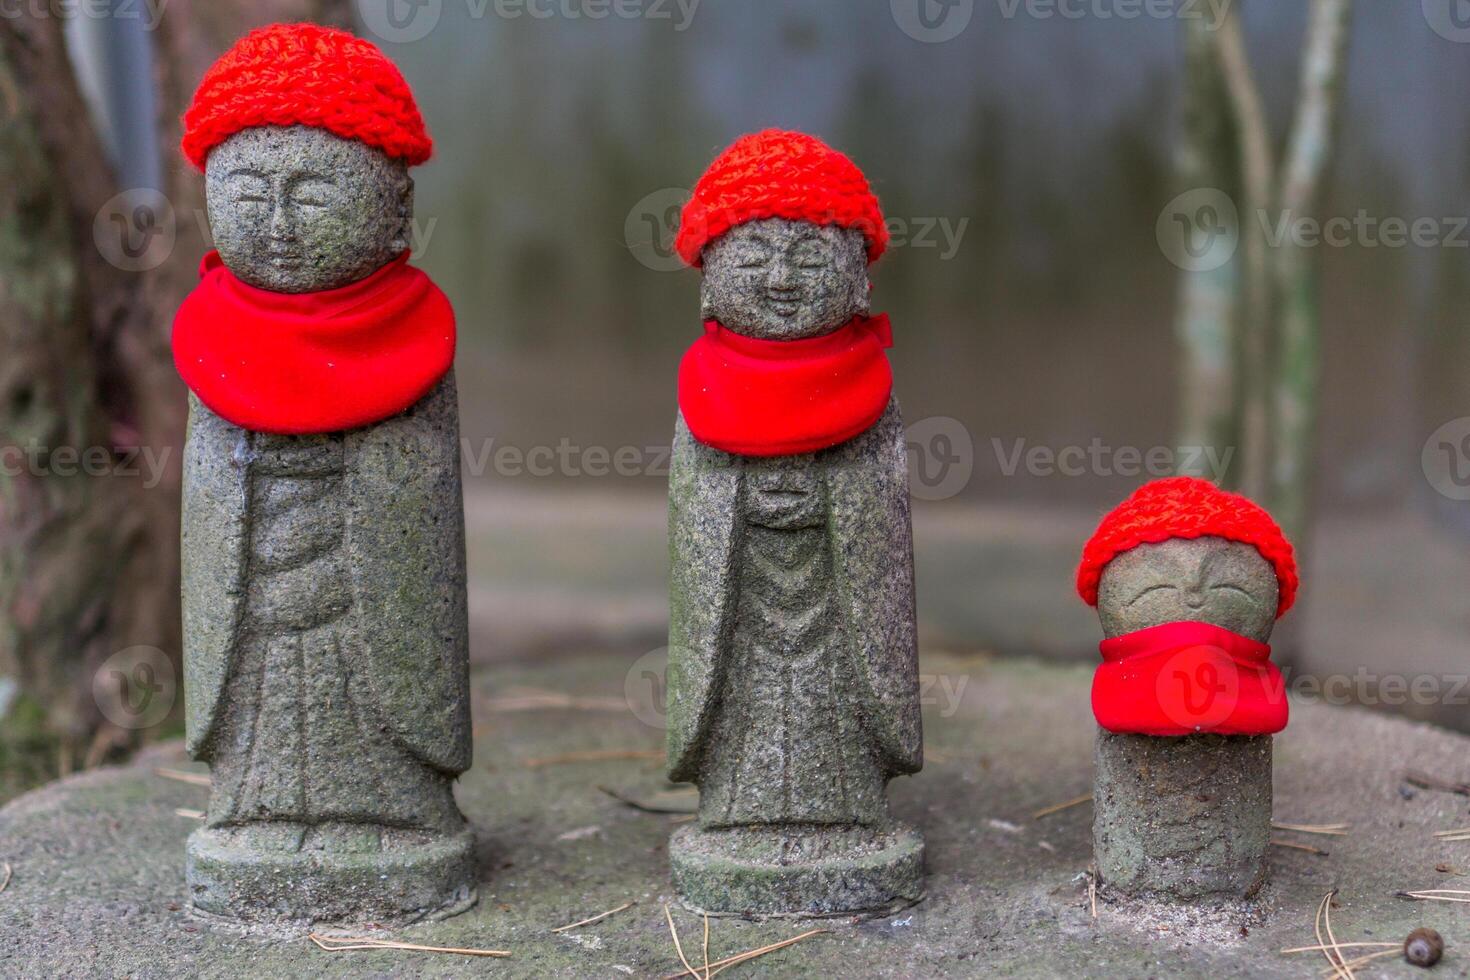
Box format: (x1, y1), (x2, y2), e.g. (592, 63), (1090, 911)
(1076, 476), (1298, 901)
(171, 25), (474, 924)
(664, 130), (924, 916)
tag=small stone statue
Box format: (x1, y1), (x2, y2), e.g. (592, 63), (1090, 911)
(665, 130), (924, 916)
(1076, 477), (1298, 901)
(171, 25), (474, 924)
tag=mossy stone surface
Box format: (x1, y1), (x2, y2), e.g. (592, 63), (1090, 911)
(1, 652), (1467, 978)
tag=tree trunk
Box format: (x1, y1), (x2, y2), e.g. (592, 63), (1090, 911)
(1177, 0), (1353, 544)
(1269, 0), (1354, 546)
(1173, 16), (1242, 483)
(1212, 3), (1277, 502)
(0, 0), (357, 774)
(0, 11), (168, 765)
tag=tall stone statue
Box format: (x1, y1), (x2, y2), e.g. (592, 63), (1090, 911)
(664, 130), (924, 917)
(171, 25), (474, 924)
(1076, 477), (1298, 901)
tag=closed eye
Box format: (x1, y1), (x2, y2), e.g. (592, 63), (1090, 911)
(227, 168), (269, 203)
(1209, 583), (1253, 599)
(1126, 583), (1176, 607)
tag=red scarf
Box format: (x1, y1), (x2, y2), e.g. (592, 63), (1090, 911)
(172, 251), (455, 434)
(677, 314), (894, 456)
(1092, 621), (1288, 737)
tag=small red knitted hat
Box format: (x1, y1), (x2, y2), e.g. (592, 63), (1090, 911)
(676, 129), (888, 267)
(181, 24), (432, 171)
(1076, 477), (1299, 618)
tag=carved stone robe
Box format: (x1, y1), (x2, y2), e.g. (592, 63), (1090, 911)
(181, 374), (471, 834)
(666, 399), (923, 828)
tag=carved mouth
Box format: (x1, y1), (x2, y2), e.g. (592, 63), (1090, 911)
(765, 291), (801, 317)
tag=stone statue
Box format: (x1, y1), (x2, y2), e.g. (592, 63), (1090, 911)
(1076, 476), (1298, 901)
(171, 25), (474, 924)
(664, 130), (924, 917)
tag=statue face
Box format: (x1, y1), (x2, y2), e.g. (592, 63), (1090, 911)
(700, 218), (870, 340)
(205, 124), (412, 293)
(1096, 536), (1278, 642)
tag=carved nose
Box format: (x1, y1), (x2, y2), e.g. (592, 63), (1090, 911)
(767, 262), (799, 289)
(268, 204), (296, 242)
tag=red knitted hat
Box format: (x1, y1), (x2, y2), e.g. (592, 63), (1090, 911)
(181, 23), (432, 171)
(676, 129), (888, 267)
(1076, 476), (1299, 618)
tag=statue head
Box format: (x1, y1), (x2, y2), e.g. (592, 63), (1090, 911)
(699, 218), (869, 340)
(205, 125), (412, 293)
(1095, 537), (1278, 642)
(1077, 477), (1298, 642)
(182, 24), (432, 293)
(678, 129), (886, 340)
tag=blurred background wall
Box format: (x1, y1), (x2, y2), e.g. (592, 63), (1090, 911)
(1, 0), (1467, 799)
(386, 0), (1470, 720)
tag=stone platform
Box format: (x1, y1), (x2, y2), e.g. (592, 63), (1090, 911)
(2, 651), (1467, 978)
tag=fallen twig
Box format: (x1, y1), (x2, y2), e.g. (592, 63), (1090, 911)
(308, 933), (509, 957)
(486, 689), (626, 713)
(660, 927), (830, 979)
(154, 768), (211, 787)
(1314, 889), (1352, 980)
(599, 786), (697, 815)
(704, 929), (829, 979)
(1433, 826), (1470, 838)
(1032, 793), (1092, 820)
(1397, 888), (1470, 904)
(551, 900), (635, 933)
(1282, 942), (1396, 954)
(1272, 822), (1349, 836)
(664, 904), (700, 980)
(526, 750), (662, 768)
(0, 862), (11, 895)
(174, 808), (205, 820)
(1404, 769), (1470, 796)
(702, 913), (711, 980)
(1272, 839), (1328, 856)
(1320, 949), (1398, 977)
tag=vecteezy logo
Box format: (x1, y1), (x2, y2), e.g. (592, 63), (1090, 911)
(624, 647), (669, 729)
(625, 188), (690, 272)
(890, 0), (975, 42)
(1422, 417), (1470, 501)
(93, 188), (176, 272)
(1156, 645), (1238, 732)
(93, 646), (176, 730)
(905, 416), (974, 501)
(1423, 0), (1470, 42)
(358, 0), (444, 43)
(1155, 187), (1239, 272)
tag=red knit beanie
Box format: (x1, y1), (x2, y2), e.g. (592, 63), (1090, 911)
(181, 23), (432, 170)
(676, 129), (888, 268)
(1076, 477), (1299, 618)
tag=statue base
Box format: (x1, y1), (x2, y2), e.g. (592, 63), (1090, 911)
(185, 823), (477, 925)
(1093, 731), (1272, 901)
(669, 822), (924, 918)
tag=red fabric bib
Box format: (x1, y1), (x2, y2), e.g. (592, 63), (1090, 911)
(1092, 621), (1288, 737)
(172, 251), (455, 434)
(677, 314), (894, 456)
